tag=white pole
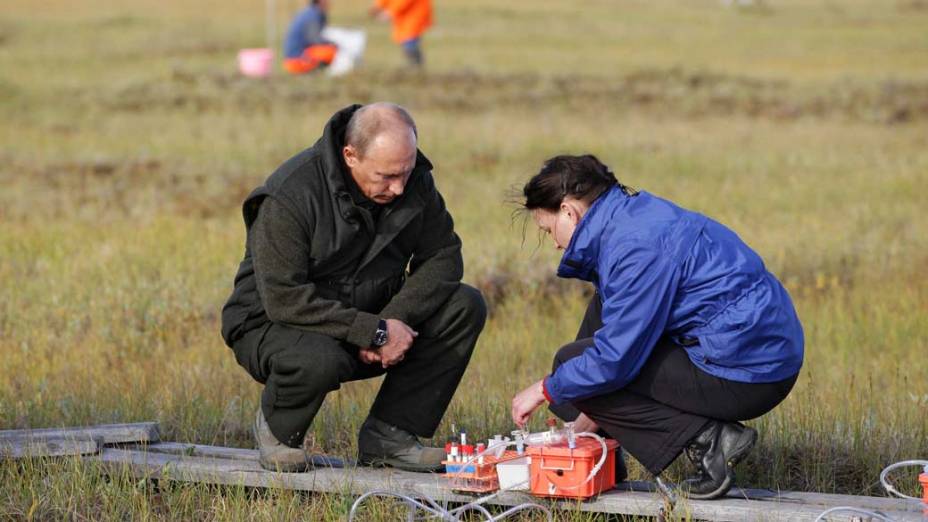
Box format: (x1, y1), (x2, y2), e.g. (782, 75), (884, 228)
(266, 0), (276, 70)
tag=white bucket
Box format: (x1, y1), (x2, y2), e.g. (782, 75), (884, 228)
(320, 27), (366, 76)
(497, 456), (531, 491)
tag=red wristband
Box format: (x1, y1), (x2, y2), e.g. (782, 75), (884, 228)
(541, 377), (554, 403)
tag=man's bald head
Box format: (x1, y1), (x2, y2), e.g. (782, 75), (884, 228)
(342, 103), (420, 204)
(344, 102), (418, 159)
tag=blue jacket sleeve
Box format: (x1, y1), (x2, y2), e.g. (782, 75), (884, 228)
(545, 245), (681, 405)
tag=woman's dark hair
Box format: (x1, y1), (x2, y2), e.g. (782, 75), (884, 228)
(521, 154), (633, 212)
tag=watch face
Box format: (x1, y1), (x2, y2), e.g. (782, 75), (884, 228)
(373, 329), (388, 347)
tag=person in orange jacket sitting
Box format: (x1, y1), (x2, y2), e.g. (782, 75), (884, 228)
(369, 0), (432, 66)
(283, 0), (338, 74)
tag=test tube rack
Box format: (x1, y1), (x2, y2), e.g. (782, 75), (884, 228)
(442, 450), (522, 493)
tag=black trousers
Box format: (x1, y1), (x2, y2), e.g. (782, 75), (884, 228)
(549, 294), (797, 476)
(232, 284), (487, 448)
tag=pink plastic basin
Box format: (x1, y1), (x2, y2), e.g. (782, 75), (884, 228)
(238, 48), (273, 77)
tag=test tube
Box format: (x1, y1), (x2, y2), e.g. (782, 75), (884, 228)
(512, 430), (525, 455)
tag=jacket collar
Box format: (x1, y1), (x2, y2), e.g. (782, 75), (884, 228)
(319, 104), (361, 198)
(556, 185), (626, 282)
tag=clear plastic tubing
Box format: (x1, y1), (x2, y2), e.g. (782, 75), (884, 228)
(519, 422), (576, 448)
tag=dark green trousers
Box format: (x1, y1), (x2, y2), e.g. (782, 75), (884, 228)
(231, 284), (486, 447)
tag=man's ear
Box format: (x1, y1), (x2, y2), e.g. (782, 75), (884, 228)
(343, 145), (358, 168)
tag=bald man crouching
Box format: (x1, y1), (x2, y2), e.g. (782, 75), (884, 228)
(221, 103), (486, 472)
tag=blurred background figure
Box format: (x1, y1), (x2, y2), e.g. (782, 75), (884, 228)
(283, 0), (336, 74)
(369, 0), (432, 67)
(283, 0), (366, 76)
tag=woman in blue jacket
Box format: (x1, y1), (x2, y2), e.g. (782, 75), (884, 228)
(511, 155), (803, 500)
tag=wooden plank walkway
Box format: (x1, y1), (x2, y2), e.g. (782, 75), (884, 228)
(3, 423), (924, 520)
(87, 442), (925, 521)
(0, 422), (160, 446)
(0, 436), (101, 459)
(0, 422), (160, 458)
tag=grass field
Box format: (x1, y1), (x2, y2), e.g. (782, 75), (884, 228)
(2, 0), (928, 519)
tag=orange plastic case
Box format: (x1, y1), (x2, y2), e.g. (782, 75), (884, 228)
(527, 438), (619, 499)
(920, 472), (928, 513)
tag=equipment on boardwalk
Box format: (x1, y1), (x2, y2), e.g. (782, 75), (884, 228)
(441, 419), (618, 500)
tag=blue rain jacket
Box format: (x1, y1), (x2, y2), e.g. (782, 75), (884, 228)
(544, 186), (804, 405)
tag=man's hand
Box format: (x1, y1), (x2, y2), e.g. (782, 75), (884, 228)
(378, 318), (417, 369)
(358, 347), (381, 365)
(511, 379), (547, 428)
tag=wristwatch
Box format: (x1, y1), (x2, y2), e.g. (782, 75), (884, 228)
(372, 319), (388, 348)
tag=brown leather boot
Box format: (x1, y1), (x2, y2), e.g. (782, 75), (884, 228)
(253, 408), (310, 472)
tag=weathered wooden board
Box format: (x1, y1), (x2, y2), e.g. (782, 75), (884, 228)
(0, 436), (102, 459)
(132, 442), (259, 461)
(90, 443), (926, 521)
(0, 422), (160, 446)
(136, 441), (347, 468)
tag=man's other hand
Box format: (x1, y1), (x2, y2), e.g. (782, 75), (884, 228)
(379, 318), (417, 368)
(358, 347), (381, 365)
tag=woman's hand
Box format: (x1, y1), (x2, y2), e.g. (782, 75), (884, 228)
(511, 379), (547, 428)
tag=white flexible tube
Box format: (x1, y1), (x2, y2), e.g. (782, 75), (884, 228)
(812, 506), (897, 522)
(539, 432), (609, 491)
(812, 458), (927, 522)
(879, 459), (928, 502)
(347, 490), (551, 522)
(348, 490), (452, 521)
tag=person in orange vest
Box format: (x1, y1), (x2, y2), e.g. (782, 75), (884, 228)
(283, 0), (338, 75)
(369, 0), (432, 66)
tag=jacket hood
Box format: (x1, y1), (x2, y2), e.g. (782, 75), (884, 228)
(318, 104), (359, 197)
(556, 186), (629, 282)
